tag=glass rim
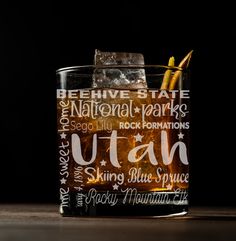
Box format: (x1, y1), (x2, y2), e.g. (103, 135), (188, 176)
(56, 65), (184, 73)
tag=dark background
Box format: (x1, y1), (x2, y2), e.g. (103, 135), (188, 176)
(1, 2), (235, 206)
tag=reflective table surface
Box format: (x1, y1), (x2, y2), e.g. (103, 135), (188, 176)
(0, 205), (236, 241)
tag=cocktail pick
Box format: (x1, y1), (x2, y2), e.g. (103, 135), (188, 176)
(169, 50), (193, 90)
(160, 56), (175, 90)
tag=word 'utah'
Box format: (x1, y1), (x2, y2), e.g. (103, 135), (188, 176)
(72, 130), (188, 168)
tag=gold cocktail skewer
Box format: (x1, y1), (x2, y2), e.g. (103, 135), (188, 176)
(169, 50), (193, 90)
(160, 56), (175, 90)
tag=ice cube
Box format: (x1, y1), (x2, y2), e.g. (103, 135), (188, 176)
(94, 49), (145, 65)
(92, 49), (147, 89)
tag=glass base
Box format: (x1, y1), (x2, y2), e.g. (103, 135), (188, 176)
(59, 191), (188, 217)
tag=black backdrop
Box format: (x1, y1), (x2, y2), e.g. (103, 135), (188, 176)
(1, 2), (235, 206)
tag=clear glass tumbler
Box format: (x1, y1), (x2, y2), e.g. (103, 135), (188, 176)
(56, 65), (190, 217)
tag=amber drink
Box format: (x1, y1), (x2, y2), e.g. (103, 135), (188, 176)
(57, 52), (190, 216)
